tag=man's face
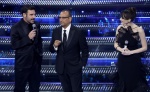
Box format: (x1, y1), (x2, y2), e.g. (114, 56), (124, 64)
(59, 11), (72, 28)
(23, 10), (36, 24)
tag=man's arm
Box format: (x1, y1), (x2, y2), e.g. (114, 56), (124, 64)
(79, 29), (89, 67)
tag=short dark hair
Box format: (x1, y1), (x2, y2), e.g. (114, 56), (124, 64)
(121, 7), (136, 21)
(61, 9), (72, 17)
(21, 5), (35, 14)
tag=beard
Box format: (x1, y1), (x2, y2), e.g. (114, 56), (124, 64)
(27, 19), (35, 24)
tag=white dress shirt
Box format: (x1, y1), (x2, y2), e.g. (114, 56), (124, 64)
(62, 24), (71, 41)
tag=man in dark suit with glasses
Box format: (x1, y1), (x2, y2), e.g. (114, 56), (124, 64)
(50, 9), (89, 92)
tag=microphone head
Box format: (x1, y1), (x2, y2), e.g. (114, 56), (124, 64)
(32, 24), (36, 30)
(125, 40), (128, 45)
(32, 24), (36, 28)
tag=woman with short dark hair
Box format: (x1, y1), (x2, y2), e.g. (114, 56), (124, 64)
(113, 7), (148, 92)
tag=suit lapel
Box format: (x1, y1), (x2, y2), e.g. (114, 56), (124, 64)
(66, 26), (75, 48)
(21, 21), (29, 35)
(57, 28), (63, 51)
(56, 27), (62, 41)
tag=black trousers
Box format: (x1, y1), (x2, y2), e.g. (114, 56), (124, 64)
(58, 68), (83, 92)
(14, 62), (41, 92)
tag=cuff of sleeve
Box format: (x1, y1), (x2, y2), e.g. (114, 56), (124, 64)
(53, 45), (58, 51)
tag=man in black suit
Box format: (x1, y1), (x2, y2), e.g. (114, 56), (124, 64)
(10, 5), (43, 92)
(49, 9), (89, 92)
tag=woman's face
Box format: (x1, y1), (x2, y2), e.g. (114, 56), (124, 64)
(120, 17), (131, 25)
(120, 17), (130, 24)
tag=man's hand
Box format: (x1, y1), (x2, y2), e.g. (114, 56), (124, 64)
(28, 29), (36, 40)
(54, 40), (61, 47)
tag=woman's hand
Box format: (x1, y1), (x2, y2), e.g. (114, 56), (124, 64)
(122, 48), (133, 55)
(121, 47), (128, 53)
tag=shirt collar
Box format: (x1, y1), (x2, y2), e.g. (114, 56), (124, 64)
(62, 24), (71, 32)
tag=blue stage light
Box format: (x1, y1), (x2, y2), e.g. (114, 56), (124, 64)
(81, 11), (84, 13)
(98, 11), (102, 14)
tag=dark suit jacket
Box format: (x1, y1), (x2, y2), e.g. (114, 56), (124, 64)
(50, 25), (89, 74)
(10, 18), (43, 68)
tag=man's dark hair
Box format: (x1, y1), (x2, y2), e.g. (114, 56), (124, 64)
(21, 5), (35, 15)
(61, 9), (72, 17)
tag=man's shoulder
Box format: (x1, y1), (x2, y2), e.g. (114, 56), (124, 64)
(11, 23), (19, 31)
(71, 25), (81, 30)
(70, 25), (83, 36)
(12, 20), (22, 28)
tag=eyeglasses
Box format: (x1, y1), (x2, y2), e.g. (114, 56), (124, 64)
(58, 17), (69, 19)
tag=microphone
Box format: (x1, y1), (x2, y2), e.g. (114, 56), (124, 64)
(32, 24), (36, 41)
(32, 24), (36, 30)
(124, 40), (128, 49)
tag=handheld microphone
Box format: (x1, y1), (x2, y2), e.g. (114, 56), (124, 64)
(32, 24), (36, 41)
(32, 24), (36, 30)
(124, 40), (128, 49)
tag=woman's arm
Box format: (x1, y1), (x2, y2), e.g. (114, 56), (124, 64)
(130, 27), (147, 54)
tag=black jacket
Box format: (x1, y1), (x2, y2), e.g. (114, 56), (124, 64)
(10, 18), (43, 68)
(50, 25), (89, 74)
